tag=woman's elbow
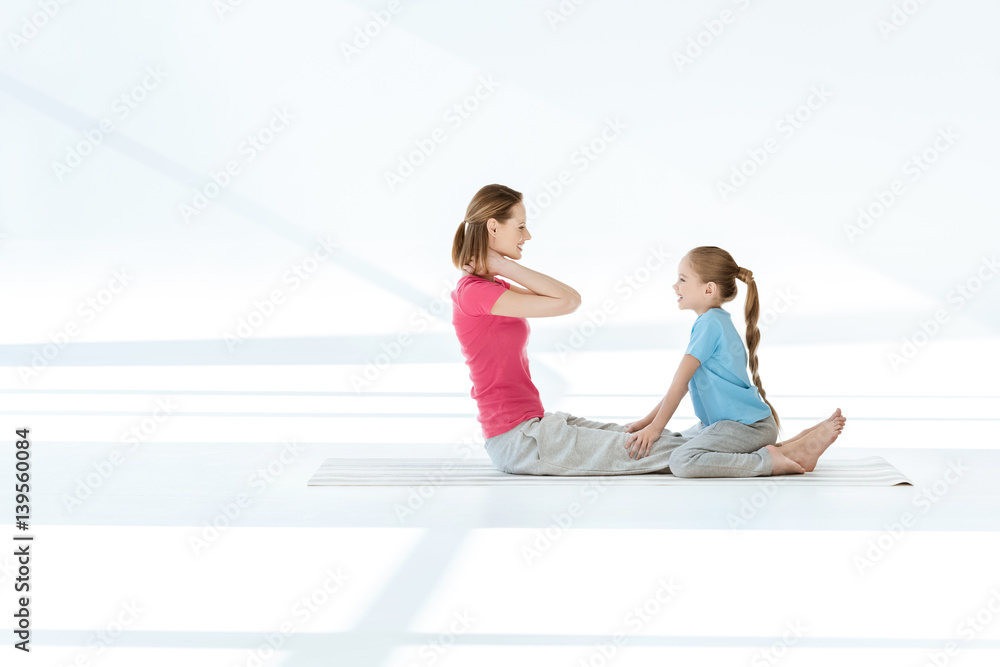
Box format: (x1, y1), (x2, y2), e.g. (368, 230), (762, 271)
(563, 293), (582, 314)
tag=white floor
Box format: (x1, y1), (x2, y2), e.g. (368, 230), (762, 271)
(3, 360), (1000, 666)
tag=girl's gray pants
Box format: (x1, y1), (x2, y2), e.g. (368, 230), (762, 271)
(483, 411), (776, 478)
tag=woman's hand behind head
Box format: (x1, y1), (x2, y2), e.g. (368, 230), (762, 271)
(464, 248), (510, 279)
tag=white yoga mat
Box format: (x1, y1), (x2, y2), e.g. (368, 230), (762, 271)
(307, 455), (913, 486)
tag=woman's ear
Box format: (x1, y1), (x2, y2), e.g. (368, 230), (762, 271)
(486, 217), (498, 238)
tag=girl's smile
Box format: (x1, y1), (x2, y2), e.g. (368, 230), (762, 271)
(672, 256), (718, 316)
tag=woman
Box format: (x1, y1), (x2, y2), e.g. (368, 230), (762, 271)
(450, 184), (843, 477)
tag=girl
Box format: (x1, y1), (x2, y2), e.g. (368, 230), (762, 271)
(451, 184), (843, 477)
(623, 246), (846, 476)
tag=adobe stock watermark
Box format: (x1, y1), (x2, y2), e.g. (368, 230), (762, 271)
(340, 0), (408, 62)
(716, 84), (833, 201)
(555, 246), (669, 361)
(576, 577), (682, 666)
(544, 0), (589, 31)
(384, 75), (500, 192)
(392, 463), (464, 524)
(853, 459), (967, 575)
(223, 235), (339, 352)
(451, 429), (486, 460)
(406, 610), (476, 667)
(0, 555), (18, 587)
(877, 0), (931, 40)
(61, 397), (179, 513)
(18, 268), (133, 386)
(843, 126), (958, 243)
(235, 566), (351, 667)
(351, 276), (459, 392)
(51, 66), (168, 182)
(750, 620), (808, 667)
(395, 429), (487, 523)
(188, 438), (306, 556)
(725, 480), (778, 530)
(523, 116), (628, 221)
(7, 0), (73, 52)
(887, 254), (997, 372)
(214, 0), (250, 21)
(30, 598), (146, 659)
(179, 106), (295, 223)
(921, 588), (1000, 667)
(757, 287), (797, 334)
(89, 600), (145, 656)
(521, 476), (613, 566)
(673, 0), (755, 72)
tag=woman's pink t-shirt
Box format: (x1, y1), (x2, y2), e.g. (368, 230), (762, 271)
(451, 274), (545, 438)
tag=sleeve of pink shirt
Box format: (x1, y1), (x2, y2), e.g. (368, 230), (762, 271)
(459, 277), (509, 316)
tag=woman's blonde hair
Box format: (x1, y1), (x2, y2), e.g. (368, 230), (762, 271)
(451, 184), (522, 277)
(685, 246), (780, 431)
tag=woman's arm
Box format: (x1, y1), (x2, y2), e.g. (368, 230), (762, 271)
(506, 283), (537, 296)
(466, 249), (581, 318)
(499, 259), (580, 300)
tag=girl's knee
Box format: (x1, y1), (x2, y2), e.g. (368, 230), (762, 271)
(667, 451), (697, 478)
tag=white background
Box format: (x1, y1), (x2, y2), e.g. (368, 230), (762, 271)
(1, 1), (999, 665)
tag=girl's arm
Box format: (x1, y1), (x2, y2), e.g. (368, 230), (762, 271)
(643, 398), (664, 424)
(625, 354), (701, 458)
(648, 354), (701, 429)
(626, 397), (664, 432)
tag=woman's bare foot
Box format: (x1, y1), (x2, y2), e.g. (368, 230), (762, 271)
(777, 409), (845, 472)
(776, 408), (844, 447)
(766, 444), (806, 475)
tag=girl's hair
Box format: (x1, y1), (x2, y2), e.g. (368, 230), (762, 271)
(451, 184), (523, 277)
(685, 246), (780, 431)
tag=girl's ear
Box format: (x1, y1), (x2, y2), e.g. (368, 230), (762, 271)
(705, 282), (717, 297)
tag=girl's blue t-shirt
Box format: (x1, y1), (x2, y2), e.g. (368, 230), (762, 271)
(684, 308), (772, 426)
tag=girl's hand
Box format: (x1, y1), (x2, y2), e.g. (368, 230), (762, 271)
(463, 248), (510, 278)
(625, 424), (661, 460)
(624, 419), (650, 433)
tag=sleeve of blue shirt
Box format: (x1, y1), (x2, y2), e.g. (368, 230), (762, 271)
(685, 315), (722, 364)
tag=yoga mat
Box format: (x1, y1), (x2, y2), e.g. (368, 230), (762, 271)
(307, 455), (913, 486)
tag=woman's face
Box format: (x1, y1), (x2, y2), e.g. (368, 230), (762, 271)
(488, 202), (531, 260)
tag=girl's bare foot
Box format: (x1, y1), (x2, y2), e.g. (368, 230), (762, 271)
(766, 444), (806, 475)
(776, 424), (818, 447)
(776, 408), (844, 447)
(778, 409), (845, 472)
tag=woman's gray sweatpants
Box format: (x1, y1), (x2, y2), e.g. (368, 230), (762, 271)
(483, 411), (776, 478)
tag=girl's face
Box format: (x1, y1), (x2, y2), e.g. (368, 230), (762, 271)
(488, 202), (531, 260)
(672, 257), (715, 314)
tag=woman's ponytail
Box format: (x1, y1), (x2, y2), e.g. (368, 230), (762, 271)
(451, 220), (467, 270)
